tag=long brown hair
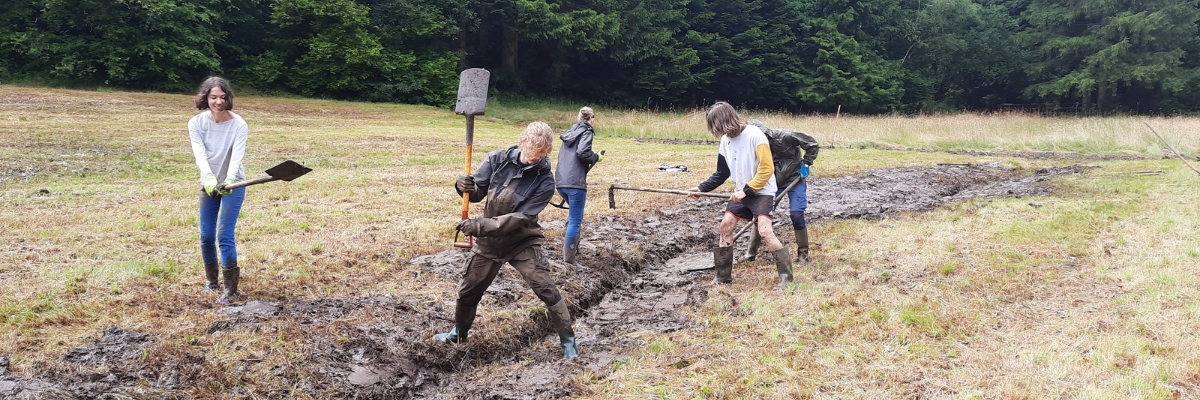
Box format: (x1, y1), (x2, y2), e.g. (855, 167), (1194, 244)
(705, 102), (744, 138)
(194, 76), (234, 111)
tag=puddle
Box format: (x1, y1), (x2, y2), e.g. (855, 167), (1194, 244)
(7, 163), (1091, 399)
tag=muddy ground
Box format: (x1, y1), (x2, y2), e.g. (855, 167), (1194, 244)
(634, 137), (1154, 162)
(1, 162), (1094, 399)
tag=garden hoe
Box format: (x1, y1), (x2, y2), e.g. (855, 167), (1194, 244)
(607, 184), (730, 209)
(453, 68), (490, 249)
(1144, 121), (1200, 178)
(219, 160), (312, 190)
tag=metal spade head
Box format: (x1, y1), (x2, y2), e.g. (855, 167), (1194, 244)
(455, 68), (490, 116)
(264, 160), (312, 182)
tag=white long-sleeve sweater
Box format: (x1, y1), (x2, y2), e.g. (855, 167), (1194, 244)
(188, 111), (248, 184)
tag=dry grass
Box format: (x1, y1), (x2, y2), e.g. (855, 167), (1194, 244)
(3, 85), (1200, 398)
(501, 103), (1200, 157)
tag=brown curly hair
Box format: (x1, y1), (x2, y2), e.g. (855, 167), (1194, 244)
(194, 76), (234, 111)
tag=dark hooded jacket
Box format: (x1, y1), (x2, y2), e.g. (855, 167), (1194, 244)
(555, 121), (599, 190)
(456, 145), (555, 261)
(747, 119), (819, 189)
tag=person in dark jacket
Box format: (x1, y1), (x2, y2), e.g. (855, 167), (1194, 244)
(555, 106), (603, 269)
(434, 121), (579, 360)
(742, 119), (819, 264)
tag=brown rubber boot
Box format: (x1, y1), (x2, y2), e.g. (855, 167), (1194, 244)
(215, 265), (241, 304)
(712, 246), (733, 284)
(771, 248), (794, 290)
(742, 229), (761, 261)
(202, 262), (221, 294)
(547, 299), (578, 359)
(433, 304), (477, 343)
(795, 227), (810, 265)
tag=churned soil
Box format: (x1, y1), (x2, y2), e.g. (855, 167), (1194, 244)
(1, 162), (1093, 399)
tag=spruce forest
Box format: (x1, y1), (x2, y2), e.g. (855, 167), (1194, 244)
(3, 0), (1200, 114)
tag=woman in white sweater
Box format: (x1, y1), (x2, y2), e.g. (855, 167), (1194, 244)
(188, 76), (249, 304)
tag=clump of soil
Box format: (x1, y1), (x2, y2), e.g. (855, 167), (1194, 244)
(63, 327), (154, 367)
(8, 163), (1091, 399)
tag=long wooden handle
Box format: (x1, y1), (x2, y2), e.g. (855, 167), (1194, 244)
(454, 116), (475, 249)
(609, 184), (731, 199)
(1144, 121), (1200, 177)
(221, 176), (276, 190)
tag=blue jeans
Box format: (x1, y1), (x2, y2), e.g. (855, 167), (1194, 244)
(557, 188), (587, 238)
(199, 187), (246, 266)
(778, 178), (807, 228)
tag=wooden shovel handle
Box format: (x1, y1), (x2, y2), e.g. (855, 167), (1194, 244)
(454, 138), (474, 249)
(220, 176), (277, 190)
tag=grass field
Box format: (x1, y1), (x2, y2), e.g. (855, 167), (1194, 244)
(3, 85), (1200, 398)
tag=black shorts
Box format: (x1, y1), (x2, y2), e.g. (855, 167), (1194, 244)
(725, 193), (774, 220)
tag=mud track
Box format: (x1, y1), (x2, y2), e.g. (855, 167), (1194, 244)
(635, 137), (1152, 162)
(0, 163), (1092, 399)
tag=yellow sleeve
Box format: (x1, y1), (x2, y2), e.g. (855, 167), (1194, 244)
(748, 142), (774, 191)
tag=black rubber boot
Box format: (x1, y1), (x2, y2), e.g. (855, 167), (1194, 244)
(743, 229), (761, 261)
(215, 264), (241, 304)
(795, 227), (810, 265)
(771, 248), (794, 290)
(547, 299), (578, 359)
(563, 236), (585, 270)
(202, 262), (221, 294)
(433, 305), (477, 344)
(712, 246), (733, 284)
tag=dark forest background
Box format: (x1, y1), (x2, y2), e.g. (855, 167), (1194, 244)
(3, 0), (1200, 114)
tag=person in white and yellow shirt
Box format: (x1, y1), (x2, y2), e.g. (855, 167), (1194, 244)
(688, 102), (794, 290)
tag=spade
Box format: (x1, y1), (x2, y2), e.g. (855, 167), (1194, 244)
(219, 160), (312, 191)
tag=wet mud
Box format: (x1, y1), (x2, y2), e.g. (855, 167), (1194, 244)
(6, 163), (1092, 399)
(637, 136), (1152, 162)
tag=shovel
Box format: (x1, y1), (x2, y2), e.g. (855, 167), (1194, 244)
(219, 160), (312, 190)
(453, 68), (491, 249)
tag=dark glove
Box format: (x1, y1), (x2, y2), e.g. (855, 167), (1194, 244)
(455, 174), (476, 193)
(456, 218), (480, 236)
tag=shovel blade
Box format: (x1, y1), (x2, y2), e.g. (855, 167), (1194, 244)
(264, 160), (312, 182)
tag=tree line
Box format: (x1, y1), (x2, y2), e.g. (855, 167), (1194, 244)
(3, 0), (1199, 114)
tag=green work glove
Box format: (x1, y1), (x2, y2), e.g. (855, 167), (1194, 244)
(596, 150), (605, 163)
(202, 173), (219, 197)
(218, 177), (235, 196)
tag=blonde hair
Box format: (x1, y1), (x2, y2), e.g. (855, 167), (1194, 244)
(705, 101), (745, 138)
(577, 106), (595, 122)
(518, 121), (554, 163)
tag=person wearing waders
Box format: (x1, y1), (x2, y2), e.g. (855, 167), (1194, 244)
(741, 119), (819, 264)
(434, 122), (580, 359)
(188, 76), (248, 304)
(687, 102), (794, 290)
(555, 106), (604, 269)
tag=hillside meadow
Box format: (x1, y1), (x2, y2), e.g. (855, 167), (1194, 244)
(2, 85), (1200, 398)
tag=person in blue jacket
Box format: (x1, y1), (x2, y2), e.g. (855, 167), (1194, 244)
(555, 106), (603, 269)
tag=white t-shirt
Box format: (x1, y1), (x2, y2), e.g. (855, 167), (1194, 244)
(188, 111), (248, 184)
(718, 124), (777, 195)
